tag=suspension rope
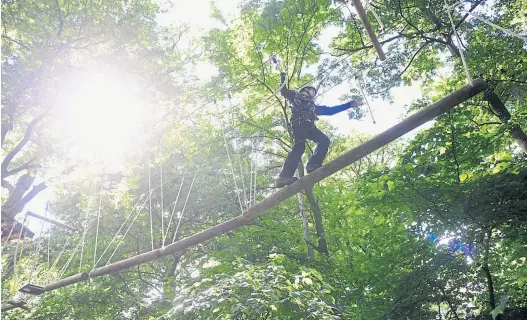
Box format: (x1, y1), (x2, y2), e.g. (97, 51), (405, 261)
(444, 0), (472, 85)
(3, 225), (17, 278)
(105, 197), (149, 265)
(253, 138), (259, 206)
(92, 193), (147, 269)
(458, 7), (527, 42)
(249, 140), (254, 206)
(228, 94), (249, 209)
(59, 230), (87, 280)
(47, 225), (51, 269)
(215, 102), (244, 213)
(160, 163), (165, 247)
(58, 249), (78, 279)
(363, 0), (384, 31)
(50, 237), (70, 271)
(93, 190), (102, 268)
(77, 217), (90, 273)
(4, 221), (17, 244)
(163, 177), (186, 247)
(13, 214), (28, 286)
(148, 162), (154, 251)
(172, 171), (198, 243)
(28, 201), (51, 284)
(79, 181), (97, 273)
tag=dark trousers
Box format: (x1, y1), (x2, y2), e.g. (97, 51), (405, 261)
(279, 121), (330, 178)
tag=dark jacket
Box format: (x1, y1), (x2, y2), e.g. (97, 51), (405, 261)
(280, 82), (357, 124)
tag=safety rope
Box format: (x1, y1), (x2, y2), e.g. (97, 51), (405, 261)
(172, 171), (198, 243)
(163, 177), (185, 247)
(444, 0), (472, 85)
(92, 193), (147, 269)
(215, 102), (244, 213)
(105, 197), (149, 265)
(356, 75), (376, 124)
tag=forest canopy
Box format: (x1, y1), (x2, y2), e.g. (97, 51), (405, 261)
(1, 0), (526, 319)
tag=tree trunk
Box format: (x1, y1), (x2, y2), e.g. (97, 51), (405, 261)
(298, 161), (327, 255)
(482, 229), (499, 319)
(2, 174), (46, 220)
(305, 187), (328, 255)
(485, 91), (527, 153)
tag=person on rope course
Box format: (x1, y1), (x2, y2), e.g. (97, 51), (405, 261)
(275, 71), (361, 187)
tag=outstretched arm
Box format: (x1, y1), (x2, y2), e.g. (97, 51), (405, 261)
(279, 72), (296, 103)
(315, 101), (359, 116)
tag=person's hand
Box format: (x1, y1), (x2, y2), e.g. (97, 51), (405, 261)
(349, 100), (360, 108)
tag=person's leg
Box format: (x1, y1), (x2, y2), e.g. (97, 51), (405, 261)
(306, 126), (330, 173)
(276, 122), (309, 186)
(278, 140), (305, 178)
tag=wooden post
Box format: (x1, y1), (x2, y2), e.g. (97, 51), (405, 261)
(485, 91), (527, 153)
(26, 211), (78, 232)
(350, 0), (386, 61)
(43, 79), (487, 293)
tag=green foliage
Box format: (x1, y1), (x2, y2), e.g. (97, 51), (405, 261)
(2, 0), (527, 319)
(165, 255), (340, 319)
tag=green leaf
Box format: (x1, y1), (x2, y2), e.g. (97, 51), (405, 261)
(374, 216), (385, 225)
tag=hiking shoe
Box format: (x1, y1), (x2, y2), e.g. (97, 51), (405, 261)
(306, 165), (321, 174)
(275, 176), (298, 188)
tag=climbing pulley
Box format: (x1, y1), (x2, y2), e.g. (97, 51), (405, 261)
(270, 52), (286, 93)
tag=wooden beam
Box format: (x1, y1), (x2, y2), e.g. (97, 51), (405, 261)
(43, 79), (487, 292)
(26, 211), (78, 232)
(350, 0), (386, 61)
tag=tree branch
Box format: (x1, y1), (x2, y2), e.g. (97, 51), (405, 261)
(398, 42), (430, 77)
(335, 33), (407, 53)
(1, 35), (31, 51)
(1, 114), (48, 177)
(449, 0), (484, 38)
(4, 180), (47, 219)
(3, 162), (42, 179)
(1, 179), (14, 193)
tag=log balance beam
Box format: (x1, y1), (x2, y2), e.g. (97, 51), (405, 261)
(43, 79), (487, 293)
(350, 0), (386, 61)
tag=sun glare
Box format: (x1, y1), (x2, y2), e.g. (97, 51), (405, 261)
(54, 70), (148, 171)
